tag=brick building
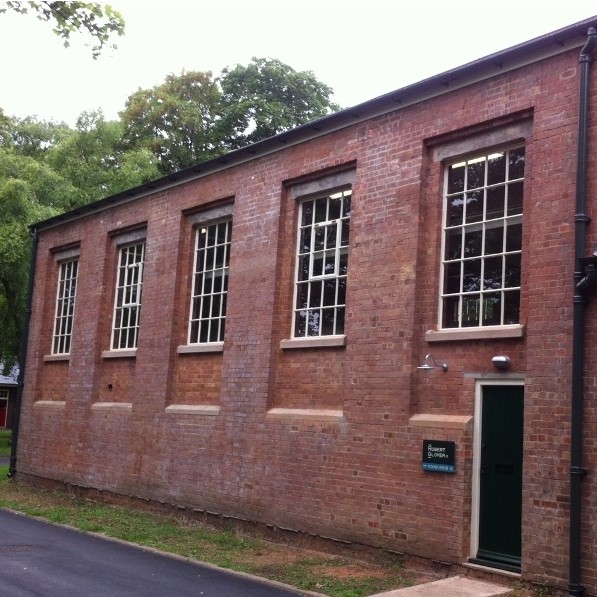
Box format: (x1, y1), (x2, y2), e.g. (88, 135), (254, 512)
(12, 16), (597, 595)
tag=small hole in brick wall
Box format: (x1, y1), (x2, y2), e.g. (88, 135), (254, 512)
(107, 384), (113, 391)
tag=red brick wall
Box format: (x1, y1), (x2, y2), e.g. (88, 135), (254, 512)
(16, 47), (597, 594)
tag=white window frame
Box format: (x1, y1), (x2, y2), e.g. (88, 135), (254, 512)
(111, 241), (145, 350)
(188, 217), (232, 346)
(51, 256), (79, 355)
(440, 145), (524, 330)
(292, 187), (351, 339)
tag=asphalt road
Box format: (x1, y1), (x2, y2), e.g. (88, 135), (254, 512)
(0, 509), (313, 597)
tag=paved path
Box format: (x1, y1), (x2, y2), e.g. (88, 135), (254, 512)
(0, 509), (314, 597)
(0, 456), (10, 467)
(370, 576), (513, 597)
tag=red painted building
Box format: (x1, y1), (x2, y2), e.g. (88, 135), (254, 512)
(13, 17), (597, 595)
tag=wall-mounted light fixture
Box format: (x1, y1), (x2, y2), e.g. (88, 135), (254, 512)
(491, 355), (510, 370)
(417, 354), (448, 372)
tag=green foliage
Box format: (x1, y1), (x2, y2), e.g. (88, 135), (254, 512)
(47, 110), (159, 202)
(0, 430), (11, 457)
(0, 1), (125, 58)
(121, 70), (225, 175)
(219, 57), (340, 148)
(120, 58), (341, 173)
(0, 112), (158, 368)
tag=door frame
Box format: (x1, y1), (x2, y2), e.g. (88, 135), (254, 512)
(470, 378), (525, 563)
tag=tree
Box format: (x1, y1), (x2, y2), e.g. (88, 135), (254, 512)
(47, 110), (159, 202)
(1, 114), (72, 159)
(120, 71), (225, 175)
(0, 112), (158, 371)
(0, 1), (125, 58)
(0, 147), (78, 373)
(219, 57), (340, 148)
(120, 59), (341, 174)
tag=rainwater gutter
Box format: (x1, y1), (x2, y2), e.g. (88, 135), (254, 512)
(8, 227), (38, 478)
(570, 26), (597, 597)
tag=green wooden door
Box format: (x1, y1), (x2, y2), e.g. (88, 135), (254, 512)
(475, 385), (524, 572)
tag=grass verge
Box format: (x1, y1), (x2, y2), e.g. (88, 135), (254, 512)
(0, 471), (437, 597)
(0, 430), (11, 457)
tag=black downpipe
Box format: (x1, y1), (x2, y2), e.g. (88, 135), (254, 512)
(570, 27), (597, 597)
(8, 228), (39, 478)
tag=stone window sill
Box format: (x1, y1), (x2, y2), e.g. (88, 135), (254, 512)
(43, 354), (70, 362)
(33, 400), (66, 409)
(425, 324), (524, 342)
(177, 343), (224, 354)
(267, 408), (344, 421)
(91, 402), (133, 411)
(280, 335), (346, 350)
(101, 349), (137, 359)
(165, 405), (220, 415)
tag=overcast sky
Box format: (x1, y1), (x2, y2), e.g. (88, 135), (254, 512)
(1, 0), (596, 126)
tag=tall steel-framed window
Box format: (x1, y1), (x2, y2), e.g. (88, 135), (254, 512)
(188, 219), (232, 344)
(52, 258), (79, 354)
(293, 187), (351, 338)
(111, 242), (145, 349)
(441, 146), (525, 329)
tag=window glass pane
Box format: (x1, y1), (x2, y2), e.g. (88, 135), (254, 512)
(484, 225), (504, 255)
(309, 281), (322, 308)
(297, 255), (309, 281)
(342, 194), (351, 218)
(294, 310), (307, 337)
(325, 224), (337, 249)
(462, 295), (480, 327)
(337, 278), (347, 306)
(323, 279), (337, 306)
(483, 256), (503, 289)
(506, 222), (522, 252)
(505, 253), (521, 288)
(504, 290), (521, 324)
(301, 201), (314, 226)
(341, 219), (350, 246)
(465, 190), (483, 223)
(328, 196), (341, 220)
(299, 227), (311, 253)
(486, 186), (505, 220)
(335, 308), (345, 335)
(314, 198), (327, 223)
(487, 152), (506, 185)
(507, 181), (524, 215)
(312, 253), (324, 277)
(463, 259), (481, 292)
(467, 158), (485, 189)
(444, 262), (461, 294)
(448, 163), (465, 194)
(483, 292), (501, 326)
(447, 194), (464, 227)
(464, 227), (482, 258)
(508, 148), (525, 180)
(445, 229), (462, 260)
(307, 311), (321, 336)
(314, 226), (325, 251)
(442, 296), (460, 328)
(321, 308), (335, 335)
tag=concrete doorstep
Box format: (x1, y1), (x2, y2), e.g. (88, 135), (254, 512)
(370, 576), (513, 597)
